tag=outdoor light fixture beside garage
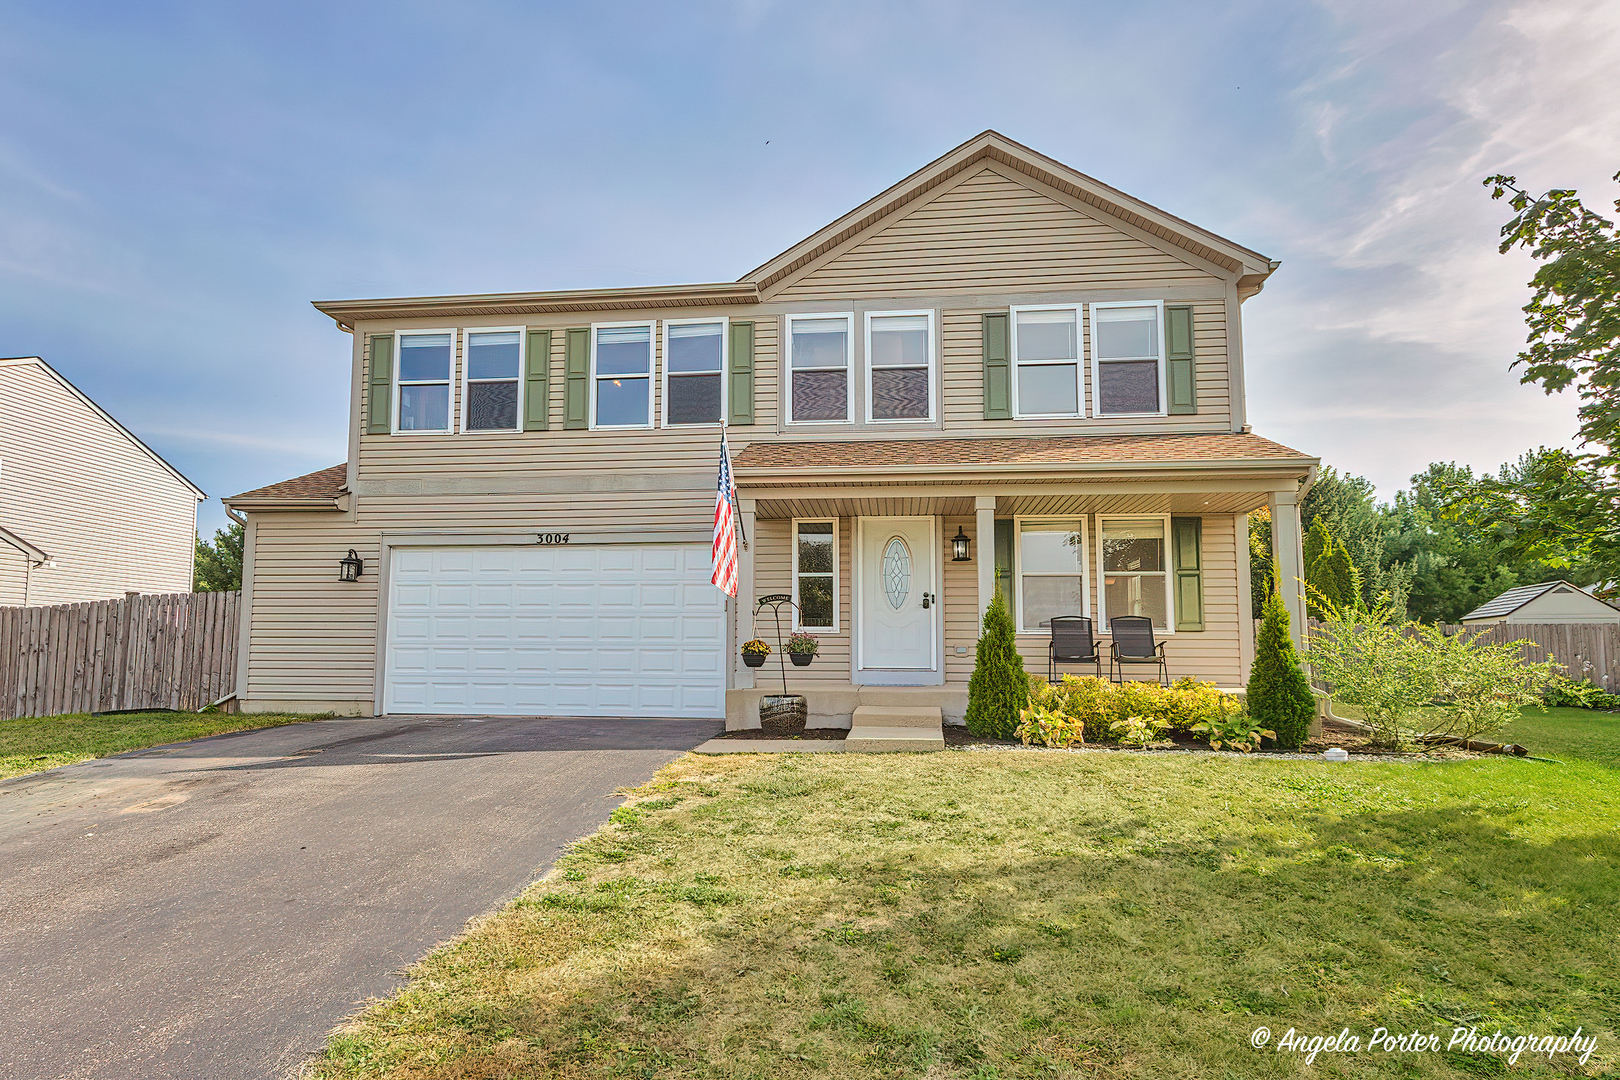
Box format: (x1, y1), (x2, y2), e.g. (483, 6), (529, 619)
(951, 527), (972, 562)
(339, 549), (363, 582)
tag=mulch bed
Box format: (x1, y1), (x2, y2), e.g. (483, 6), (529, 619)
(713, 715), (847, 741)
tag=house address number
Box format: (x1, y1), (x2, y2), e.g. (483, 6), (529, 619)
(536, 533), (570, 545)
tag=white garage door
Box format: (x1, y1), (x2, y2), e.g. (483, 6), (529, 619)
(384, 545), (726, 718)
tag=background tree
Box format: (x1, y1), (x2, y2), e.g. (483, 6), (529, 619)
(1248, 508), (1273, 614)
(194, 521), (244, 591)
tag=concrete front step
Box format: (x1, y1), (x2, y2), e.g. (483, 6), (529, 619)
(844, 726), (945, 752)
(850, 705), (942, 730)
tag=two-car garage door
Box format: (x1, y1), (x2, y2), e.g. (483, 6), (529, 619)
(383, 545), (725, 718)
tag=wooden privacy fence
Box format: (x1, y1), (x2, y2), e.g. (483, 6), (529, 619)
(1290, 618), (1620, 690)
(0, 591), (239, 720)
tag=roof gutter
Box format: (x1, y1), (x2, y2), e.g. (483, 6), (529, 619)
(735, 456), (1319, 481)
(313, 281), (760, 326)
(222, 493), (349, 512)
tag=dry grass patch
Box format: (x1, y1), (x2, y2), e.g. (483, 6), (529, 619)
(312, 749), (1620, 1079)
(0, 710), (321, 780)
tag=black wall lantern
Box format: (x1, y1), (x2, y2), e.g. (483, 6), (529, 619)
(338, 549), (364, 582)
(951, 526), (972, 562)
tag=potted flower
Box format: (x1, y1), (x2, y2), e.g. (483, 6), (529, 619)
(742, 639), (771, 668)
(785, 632), (819, 667)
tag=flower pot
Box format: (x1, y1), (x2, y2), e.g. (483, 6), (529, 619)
(789, 652), (814, 667)
(743, 653), (767, 668)
(760, 694), (807, 726)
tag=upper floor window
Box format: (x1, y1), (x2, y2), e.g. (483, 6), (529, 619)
(463, 329), (522, 432)
(663, 319), (727, 426)
(396, 331), (453, 432)
(866, 311), (933, 422)
(787, 313), (852, 423)
(592, 323), (653, 429)
(1010, 306), (1081, 418)
(1092, 302), (1165, 416)
(1099, 515), (1171, 630)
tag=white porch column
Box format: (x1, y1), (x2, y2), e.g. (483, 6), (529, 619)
(737, 498), (757, 689)
(975, 495), (996, 624)
(1267, 489), (1306, 652)
(1236, 512), (1256, 678)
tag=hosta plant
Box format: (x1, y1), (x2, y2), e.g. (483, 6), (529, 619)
(1189, 713), (1276, 753)
(1109, 714), (1168, 749)
(1016, 705), (1085, 748)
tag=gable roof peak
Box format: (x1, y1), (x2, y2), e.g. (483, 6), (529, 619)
(743, 130), (1277, 294)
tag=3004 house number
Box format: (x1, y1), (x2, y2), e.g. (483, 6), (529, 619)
(535, 533), (570, 545)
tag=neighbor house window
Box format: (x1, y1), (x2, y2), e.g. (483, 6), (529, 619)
(592, 323), (653, 428)
(787, 314), (852, 423)
(1011, 306), (1082, 417)
(1092, 302), (1164, 416)
(396, 331), (454, 432)
(866, 310), (933, 421)
(1017, 518), (1087, 633)
(462, 328), (522, 431)
(663, 319), (726, 425)
(794, 519), (837, 631)
(1099, 516), (1172, 630)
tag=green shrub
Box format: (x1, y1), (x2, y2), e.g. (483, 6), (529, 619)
(1544, 674), (1620, 710)
(966, 590), (1028, 738)
(1246, 588), (1315, 749)
(1024, 674), (1244, 743)
(1189, 713), (1275, 753)
(1109, 715), (1168, 748)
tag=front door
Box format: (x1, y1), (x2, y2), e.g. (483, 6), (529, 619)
(857, 517), (937, 676)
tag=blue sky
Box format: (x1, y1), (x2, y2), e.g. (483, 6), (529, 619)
(3, 0), (1617, 538)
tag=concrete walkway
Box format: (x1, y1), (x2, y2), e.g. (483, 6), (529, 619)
(0, 713), (720, 1080)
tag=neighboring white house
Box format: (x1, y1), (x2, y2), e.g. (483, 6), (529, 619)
(1459, 580), (1620, 627)
(0, 356), (206, 606)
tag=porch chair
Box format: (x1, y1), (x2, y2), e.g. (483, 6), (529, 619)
(1048, 616), (1102, 681)
(1107, 615), (1169, 686)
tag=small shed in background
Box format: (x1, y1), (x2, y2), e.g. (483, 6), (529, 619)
(1460, 581), (1620, 627)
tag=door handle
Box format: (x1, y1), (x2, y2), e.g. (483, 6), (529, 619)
(922, 592), (934, 609)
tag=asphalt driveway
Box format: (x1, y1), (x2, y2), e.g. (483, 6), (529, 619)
(0, 713), (721, 1080)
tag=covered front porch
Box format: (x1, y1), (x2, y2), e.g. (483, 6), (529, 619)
(724, 434), (1317, 731)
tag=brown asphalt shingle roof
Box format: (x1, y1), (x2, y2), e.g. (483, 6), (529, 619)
(228, 463), (348, 502)
(732, 432), (1313, 470)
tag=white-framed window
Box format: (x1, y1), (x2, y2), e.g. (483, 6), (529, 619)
(1015, 516), (1089, 634)
(461, 327), (524, 432)
(1097, 514), (1174, 632)
(662, 317), (727, 426)
(1010, 305), (1083, 418)
(865, 309), (934, 422)
(1091, 301), (1166, 416)
(591, 321), (654, 429)
(394, 330), (455, 433)
(792, 518), (837, 631)
(785, 313), (853, 424)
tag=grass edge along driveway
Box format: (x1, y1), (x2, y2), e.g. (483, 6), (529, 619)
(0, 710), (326, 781)
(311, 743), (1619, 1079)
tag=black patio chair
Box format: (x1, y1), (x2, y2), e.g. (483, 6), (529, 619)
(1108, 615), (1169, 685)
(1048, 616), (1102, 681)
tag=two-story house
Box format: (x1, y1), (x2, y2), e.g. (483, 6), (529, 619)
(225, 132), (1315, 727)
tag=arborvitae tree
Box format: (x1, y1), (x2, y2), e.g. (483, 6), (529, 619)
(965, 590), (1029, 738)
(194, 522), (244, 591)
(1303, 516), (1332, 572)
(1247, 586), (1315, 749)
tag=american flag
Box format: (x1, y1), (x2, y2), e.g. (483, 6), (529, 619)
(711, 430), (739, 597)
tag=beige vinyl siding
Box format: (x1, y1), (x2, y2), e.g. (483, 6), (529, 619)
(0, 362), (198, 605)
(942, 515), (978, 684)
(0, 546), (27, 606)
(773, 167), (1220, 301)
(749, 517), (852, 685)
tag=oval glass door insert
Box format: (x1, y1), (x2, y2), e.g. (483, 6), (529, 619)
(882, 537), (912, 610)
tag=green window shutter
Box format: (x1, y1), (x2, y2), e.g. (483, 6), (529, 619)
(366, 334), (394, 434)
(728, 320), (755, 425)
(1172, 516), (1204, 631)
(564, 327), (590, 429)
(523, 329), (551, 431)
(983, 313), (1011, 420)
(1165, 305), (1196, 415)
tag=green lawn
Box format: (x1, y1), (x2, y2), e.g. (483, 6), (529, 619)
(312, 728), (1620, 1078)
(1498, 707), (1620, 768)
(0, 710), (322, 781)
